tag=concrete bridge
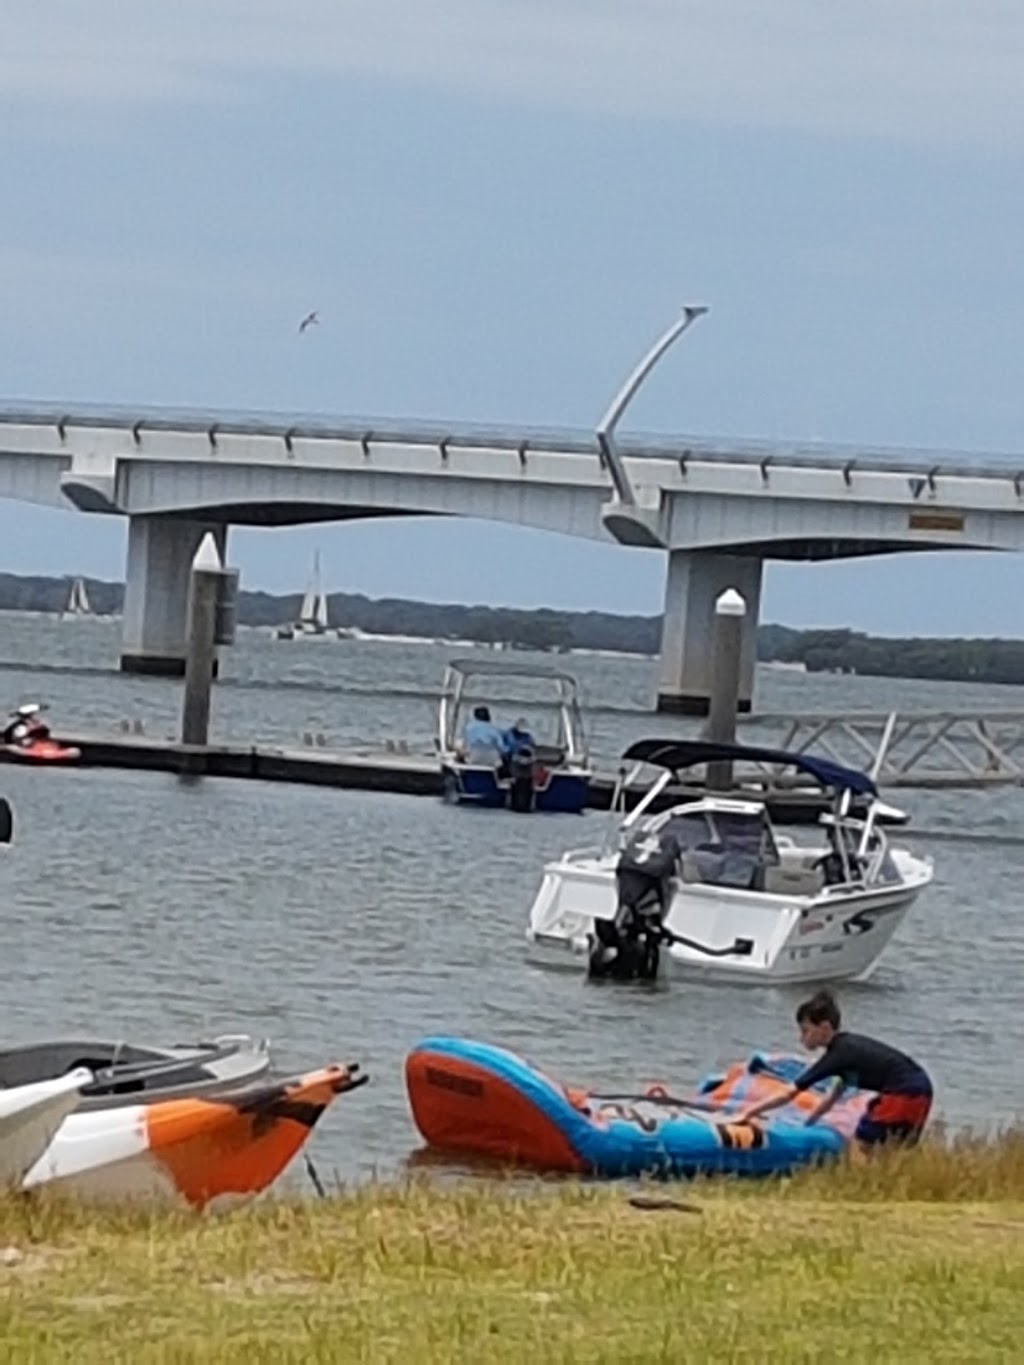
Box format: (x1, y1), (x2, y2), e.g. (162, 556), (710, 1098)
(3, 399), (1024, 712)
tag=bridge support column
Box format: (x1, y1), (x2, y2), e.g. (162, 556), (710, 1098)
(657, 550), (763, 715)
(120, 516), (229, 676)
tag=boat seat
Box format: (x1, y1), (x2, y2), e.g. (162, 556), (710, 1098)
(532, 744), (566, 767)
(762, 864), (824, 896)
(678, 848), (762, 890)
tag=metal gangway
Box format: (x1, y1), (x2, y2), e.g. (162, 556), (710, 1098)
(739, 710), (1024, 789)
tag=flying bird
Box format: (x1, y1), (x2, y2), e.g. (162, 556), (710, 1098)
(298, 310), (319, 334)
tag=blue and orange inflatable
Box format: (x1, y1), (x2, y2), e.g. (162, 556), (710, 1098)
(405, 1037), (874, 1179)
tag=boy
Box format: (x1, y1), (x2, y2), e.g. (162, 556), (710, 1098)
(727, 989), (933, 1154)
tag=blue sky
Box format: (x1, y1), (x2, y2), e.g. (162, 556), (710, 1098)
(3, 1), (1024, 633)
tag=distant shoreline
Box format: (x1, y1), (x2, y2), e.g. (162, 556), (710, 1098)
(2, 572), (1024, 686)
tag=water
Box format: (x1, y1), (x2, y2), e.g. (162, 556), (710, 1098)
(1, 613), (1022, 1187)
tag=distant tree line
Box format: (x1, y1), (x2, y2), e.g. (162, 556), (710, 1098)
(2, 572), (1024, 685)
(760, 625), (1024, 686)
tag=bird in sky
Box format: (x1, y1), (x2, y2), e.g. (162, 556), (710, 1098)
(298, 310), (319, 334)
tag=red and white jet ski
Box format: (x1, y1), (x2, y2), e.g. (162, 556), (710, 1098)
(1, 703), (81, 763)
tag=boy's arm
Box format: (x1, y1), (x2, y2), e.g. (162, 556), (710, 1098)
(728, 1084), (799, 1125)
(802, 1078), (845, 1126)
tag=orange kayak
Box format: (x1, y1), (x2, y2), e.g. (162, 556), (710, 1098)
(23, 1062), (367, 1209)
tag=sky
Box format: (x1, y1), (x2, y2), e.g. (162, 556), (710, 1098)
(3, 1), (1024, 634)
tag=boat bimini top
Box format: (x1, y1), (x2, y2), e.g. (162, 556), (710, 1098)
(619, 739), (878, 797)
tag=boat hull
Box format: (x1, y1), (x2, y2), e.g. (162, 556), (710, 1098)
(22, 1062), (366, 1208)
(1, 739), (81, 763)
(441, 763), (589, 814)
(406, 1038), (870, 1178)
(0, 1068), (92, 1186)
(525, 855), (931, 984)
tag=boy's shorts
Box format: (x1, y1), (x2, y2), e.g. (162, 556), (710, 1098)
(854, 1088), (932, 1146)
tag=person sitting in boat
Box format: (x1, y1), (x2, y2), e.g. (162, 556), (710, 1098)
(460, 705), (507, 768)
(502, 718), (536, 759)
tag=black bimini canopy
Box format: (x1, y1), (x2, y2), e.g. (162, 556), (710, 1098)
(621, 739), (877, 797)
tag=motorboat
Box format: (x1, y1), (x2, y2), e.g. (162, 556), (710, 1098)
(0, 795), (11, 845)
(22, 1061), (368, 1208)
(524, 739), (933, 984)
(0, 1034), (272, 1111)
(438, 659), (591, 813)
(406, 1037), (872, 1178)
(0, 1068), (92, 1186)
(0, 703), (81, 763)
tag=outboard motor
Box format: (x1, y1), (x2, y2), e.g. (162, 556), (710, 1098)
(587, 823), (756, 983)
(587, 828), (681, 982)
(507, 744), (537, 814)
(588, 881), (667, 982)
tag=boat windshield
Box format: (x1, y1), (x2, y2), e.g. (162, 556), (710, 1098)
(645, 807), (779, 891)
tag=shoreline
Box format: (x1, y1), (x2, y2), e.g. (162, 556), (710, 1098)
(3, 1141), (1023, 1359)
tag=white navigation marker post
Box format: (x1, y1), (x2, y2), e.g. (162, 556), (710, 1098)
(705, 588), (747, 791)
(180, 533), (233, 749)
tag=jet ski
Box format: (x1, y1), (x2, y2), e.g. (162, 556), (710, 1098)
(1, 703), (81, 763)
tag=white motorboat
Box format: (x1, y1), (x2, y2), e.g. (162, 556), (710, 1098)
(438, 659), (592, 813)
(525, 739), (933, 985)
(0, 1068), (92, 1185)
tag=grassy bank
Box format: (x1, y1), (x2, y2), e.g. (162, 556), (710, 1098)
(3, 1135), (1024, 1363)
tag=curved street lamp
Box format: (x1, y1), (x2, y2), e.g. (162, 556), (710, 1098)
(596, 305), (708, 506)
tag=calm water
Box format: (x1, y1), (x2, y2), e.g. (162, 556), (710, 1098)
(1, 613), (1022, 1187)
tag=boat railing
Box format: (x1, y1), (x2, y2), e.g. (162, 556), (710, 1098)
(553, 843), (608, 865)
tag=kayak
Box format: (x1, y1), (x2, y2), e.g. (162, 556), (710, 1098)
(1, 738), (81, 763)
(0, 1067), (92, 1186)
(406, 1038), (874, 1178)
(0, 1033), (271, 1111)
(23, 1061), (367, 1208)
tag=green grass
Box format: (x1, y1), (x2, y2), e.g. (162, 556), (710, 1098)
(2, 1134), (1024, 1363)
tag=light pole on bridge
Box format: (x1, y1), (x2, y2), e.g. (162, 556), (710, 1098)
(596, 304), (709, 506)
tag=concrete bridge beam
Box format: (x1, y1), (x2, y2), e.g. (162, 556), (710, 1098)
(657, 550), (763, 715)
(120, 515), (229, 675)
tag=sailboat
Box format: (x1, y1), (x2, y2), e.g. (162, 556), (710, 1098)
(61, 577), (92, 620)
(275, 552), (332, 640)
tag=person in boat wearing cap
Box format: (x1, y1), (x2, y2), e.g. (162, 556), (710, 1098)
(725, 989), (933, 1157)
(502, 717), (536, 758)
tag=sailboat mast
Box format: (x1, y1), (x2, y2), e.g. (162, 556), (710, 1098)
(313, 551), (329, 628)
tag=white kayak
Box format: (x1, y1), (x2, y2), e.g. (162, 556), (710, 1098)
(0, 1067), (92, 1186)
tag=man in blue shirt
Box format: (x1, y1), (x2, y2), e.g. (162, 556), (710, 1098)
(461, 705), (507, 766)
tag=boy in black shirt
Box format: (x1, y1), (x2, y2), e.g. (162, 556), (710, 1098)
(727, 989), (933, 1155)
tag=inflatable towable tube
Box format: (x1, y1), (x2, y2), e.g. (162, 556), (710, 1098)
(406, 1037), (874, 1179)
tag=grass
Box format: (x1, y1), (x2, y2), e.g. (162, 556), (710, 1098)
(2, 1132), (1024, 1363)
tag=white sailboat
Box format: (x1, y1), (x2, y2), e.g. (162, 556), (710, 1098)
(61, 576), (92, 619)
(275, 552), (333, 639)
